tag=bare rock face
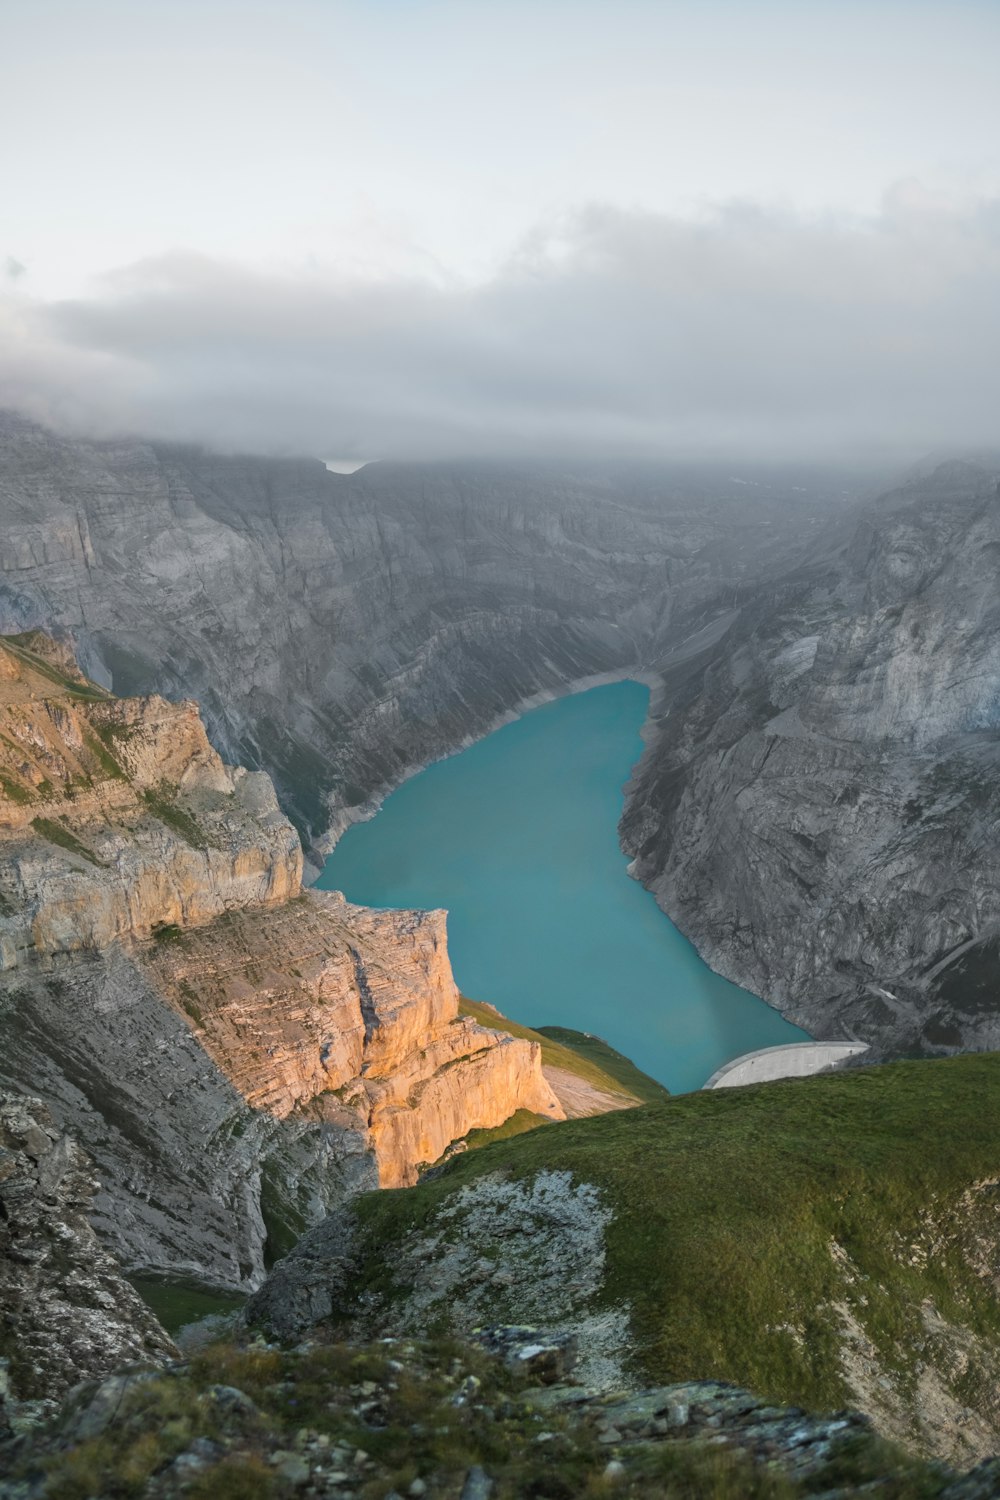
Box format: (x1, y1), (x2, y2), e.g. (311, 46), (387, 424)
(0, 1091), (176, 1407)
(0, 638), (562, 1285)
(622, 458), (1000, 1055)
(144, 891), (563, 1189)
(0, 635), (302, 968)
(0, 888), (562, 1286)
(1, 945), (380, 1290)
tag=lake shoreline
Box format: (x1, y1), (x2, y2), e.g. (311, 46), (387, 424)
(316, 681), (809, 1093)
(309, 662), (662, 873)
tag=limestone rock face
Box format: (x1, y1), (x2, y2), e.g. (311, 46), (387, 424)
(0, 646), (562, 1284)
(365, 1021), (562, 1186)
(0, 635), (302, 967)
(0, 1090), (176, 1405)
(1, 892), (562, 1286)
(145, 891), (563, 1189)
(621, 458), (1000, 1055)
(1, 942), (382, 1289)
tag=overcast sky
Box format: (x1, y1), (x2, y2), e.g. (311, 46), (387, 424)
(3, 0), (1000, 462)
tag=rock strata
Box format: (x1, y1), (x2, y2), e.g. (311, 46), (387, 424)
(0, 634), (301, 967)
(0, 637), (563, 1287)
(144, 890), (563, 1189)
(1, 890), (561, 1288)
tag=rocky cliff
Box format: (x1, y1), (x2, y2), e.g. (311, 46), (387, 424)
(0, 411), (863, 847)
(142, 889), (562, 1190)
(0, 1090), (175, 1416)
(0, 631), (301, 966)
(0, 637), (562, 1289)
(621, 457), (1000, 1055)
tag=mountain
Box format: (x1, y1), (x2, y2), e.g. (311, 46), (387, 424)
(622, 457), (1000, 1055)
(4, 411), (1000, 1065)
(0, 412), (864, 848)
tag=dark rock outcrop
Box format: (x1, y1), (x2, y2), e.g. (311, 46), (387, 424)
(0, 1091), (175, 1413)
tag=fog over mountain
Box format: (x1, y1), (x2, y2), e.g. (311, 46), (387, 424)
(4, 0), (1000, 464)
(3, 187), (1000, 462)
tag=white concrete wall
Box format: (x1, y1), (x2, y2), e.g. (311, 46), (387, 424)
(703, 1041), (869, 1089)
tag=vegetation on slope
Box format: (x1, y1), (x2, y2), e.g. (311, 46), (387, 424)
(8, 1335), (950, 1500)
(141, 784), (212, 850)
(535, 1025), (671, 1104)
(458, 998), (666, 1102)
(349, 1055), (1000, 1434)
(126, 1278), (245, 1337)
(30, 817), (104, 867)
(2, 633), (110, 701)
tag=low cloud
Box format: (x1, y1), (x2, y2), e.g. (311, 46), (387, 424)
(3, 187), (1000, 462)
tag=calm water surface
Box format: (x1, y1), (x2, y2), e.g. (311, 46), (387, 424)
(318, 681), (808, 1093)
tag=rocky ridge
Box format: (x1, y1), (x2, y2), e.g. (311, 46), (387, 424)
(0, 636), (562, 1288)
(0, 631), (301, 965)
(0, 1091), (176, 1417)
(141, 890), (562, 1190)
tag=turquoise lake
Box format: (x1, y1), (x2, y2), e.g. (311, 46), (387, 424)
(317, 681), (809, 1094)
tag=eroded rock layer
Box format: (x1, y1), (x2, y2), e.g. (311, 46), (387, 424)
(144, 891), (562, 1187)
(0, 632), (302, 966)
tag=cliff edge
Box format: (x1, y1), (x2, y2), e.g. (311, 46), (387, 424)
(0, 634), (562, 1288)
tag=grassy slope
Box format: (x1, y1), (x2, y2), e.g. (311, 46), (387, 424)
(2, 633), (111, 701)
(354, 1054), (1000, 1415)
(16, 1338), (944, 1500)
(459, 997), (665, 1102)
(536, 1025), (671, 1104)
(128, 1277), (245, 1336)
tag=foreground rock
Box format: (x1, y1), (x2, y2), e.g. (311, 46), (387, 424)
(0, 1091), (175, 1420)
(0, 1330), (976, 1498)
